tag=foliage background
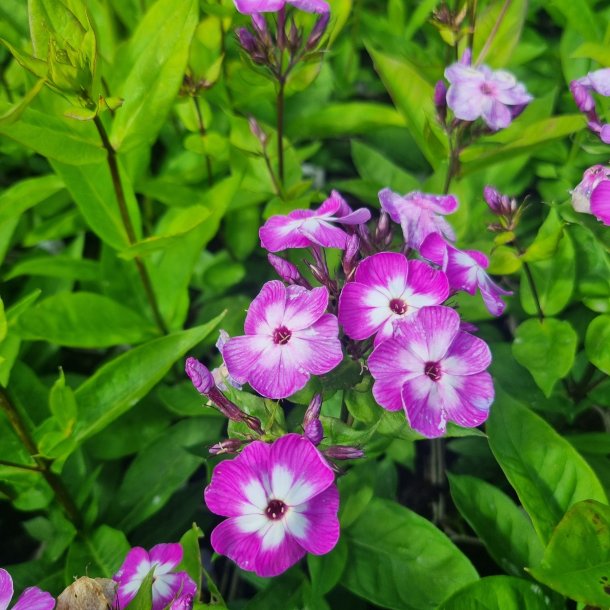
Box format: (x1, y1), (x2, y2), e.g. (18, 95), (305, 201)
(1, 0), (610, 608)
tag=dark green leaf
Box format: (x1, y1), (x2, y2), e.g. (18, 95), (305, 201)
(586, 315), (610, 375)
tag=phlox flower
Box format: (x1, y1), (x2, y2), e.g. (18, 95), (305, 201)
(205, 433), (340, 577)
(420, 233), (511, 316)
(570, 69), (610, 143)
(444, 62), (532, 130)
(113, 544), (196, 610)
(0, 569), (54, 610)
(223, 281), (343, 399)
(571, 165), (610, 226)
(338, 252), (449, 346)
(234, 0), (329, 14)
(368, 306), (494, 438)
(379, 188), (458, 250)
(259, 191), (371, 252)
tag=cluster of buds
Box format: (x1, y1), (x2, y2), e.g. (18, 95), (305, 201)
(431, 2), (469, 48)
(483, 186), (523, 232)
(236, 8), (330, 78)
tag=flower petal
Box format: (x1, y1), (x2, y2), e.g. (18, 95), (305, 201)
(269, 434), (335, 505)
(12, 588), (55, 610)
(338, 282), (390, 340)
(0, 569), (13, 610)
(115, 547), (151, 610)
(482, 99), (512, 130)
(282, 286), (328, 331)
(290, 314), (343, 376)
(259, 215), (314, 252)
(442, 372), (494, 428)
(299, 220), (349, 249)
(152, 572), (195, 610)
(244, 281), (286, 335)
(354, 252), (409, 295)
(442, 331), (492, 375)
(149, 543), (183, 575)
(447, 82), (486, 121)
(223, 335), (273, 386)
(401, 376), (447, 438)
(288, 0), (330, 12)
(402, 260), (449, 307)
(591, 180), (610, 225)
(234, 0), (285, 13)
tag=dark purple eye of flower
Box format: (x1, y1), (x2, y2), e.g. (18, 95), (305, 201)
(424, 361), (442, 382)
(480, 82), (495, 96)
(265, 499), (287, 520)
(389, 298), (408, 315)
(273, 326), (292, 345)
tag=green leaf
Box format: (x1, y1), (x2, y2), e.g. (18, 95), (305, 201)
(512, 318), (578, 397)
(109, 0), (198, 151)
(487, 392), (607, 544)
(124, 569), (154, 610)
(473, 0), (528, 67)
(342, 498), (478, 609)
(586, 315), (610, 376)
(521, 209), (565, 263)
(448, 474), (543, 577)
(178, 524), (203, 593)
(571, 42), (610, 66)
(308, 537), (347, 597)
(49, 369), (77, 429)
(15, 292), (156, 348)
(4, 256), (100, 281)
(65, 525), (130, 580)
(366, 46), (448, 167)
(529, 500), (610, 607)
(0, 78), (45, 126)
(73, 314), (223, 444)
(0, 298), (6, 344)
(549, 0), (602, 41)
(438, 575), (556, 610)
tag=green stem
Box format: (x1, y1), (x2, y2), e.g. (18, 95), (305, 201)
(467, 0), (478, 51)
(0, 459), (42, 472)
(93, 116), (169, 334)
(0, 389), (82, 527)
(475, 0), (511, 65)
(522, 261), (544, 322)
(276, 77), (286, 188)
(192, 96), (214, 187)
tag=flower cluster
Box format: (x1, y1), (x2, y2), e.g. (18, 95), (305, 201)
(570, 68), (610, 143)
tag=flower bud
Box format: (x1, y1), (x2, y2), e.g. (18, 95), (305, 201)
(248, 116), (268, 147)
(303, 394), (323, 445)
(237, 28), (258, 55)
(570, 79), (595, 113)
(434, 80), (448, 124)
(209, 439), (247, 455)
(185, 357), (215, 394)
(324, 446), (365, 460)
(306, 12), (330, 50)
(342, 234), (360, 280)
(268, 253), (302, 285)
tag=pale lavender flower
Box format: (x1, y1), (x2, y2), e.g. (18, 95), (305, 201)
(113, 545), (196, 610)
(572, 165), (610, 225)
(368, 306), (494, 438)
(234, 0), (329, 14)
(0, 569), (55, 610)
(571, 68), (610, 112)
(223, 281), (343, 399)
(259, 191), (371, 252)
(379, 188), (458, 250)
(420, 233), (512, 316)
(204, 433), (339, 577)
(338, 252), (449, 346)
(445, 62), (532, 130)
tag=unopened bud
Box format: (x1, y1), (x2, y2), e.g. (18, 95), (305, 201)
(236, 28), (257, 55)
(306, 12), (330, 50)
(483, 186), (517, 218)
(209, 439), (247, 455)
(303, 394), (323, 445)
(304, 260), (328, 286)
(288, 18), (301, 53)
(208, 387), (264, 435)
(570, 79), (594, 113)
(342, 234), (360, 280)
(276, 7), (287, 51)
(185, 357), (214, 394)
(434, 80), (448, 124)
(324, 446), (365, 460)
(268, 253), (303, 285)
(248, 116), (268, 147)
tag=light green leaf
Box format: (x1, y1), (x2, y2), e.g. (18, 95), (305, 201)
(124, 569), (154, 610)
(448, 474), (543, 577)
(342, 498), (478, 609)
(308, 537), (348, 597)
(109, 0), (198, 151)
(438, 575), (555, 610)
(0, 78), (45, 126)
(548, 0), (602, 41)
(487, 392), (607, 544)
(512, 318), (578, 397)
(49, 369), (77, 429)
(366, 46), (448, 167)
(571, 42), (610, 65)
(586, 315), (610, 376)
(5, 257), (99, 281)
(0, 298), (6, 344)
(521, 209), (565, 263)
(15, 292), (156, 348)
(73, 314), (223, 444)
(529, 500), (610, 607)
(0, 174), (65, 223)
(177, 524), (204, 594)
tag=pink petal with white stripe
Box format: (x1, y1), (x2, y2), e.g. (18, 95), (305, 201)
(244, 280), (286, 335)
(442, 331), (492, 375)
(149, 543), (182, 574)
(293, 485), (340, 555)
(338, 282), (389, 340)
(222, 335), (273, 386)
(290, 314), (343, 375)
(401, 376), (447, 438)
(591, 180), (610, 225)
(234, 0), (285, 12)
(282, 285), (328, 330)
(0, 570), (13, 610)
(11, 588), (55, 610)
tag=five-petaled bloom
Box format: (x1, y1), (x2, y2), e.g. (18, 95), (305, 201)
(233, 0), (329, 14)
(205, 433), (340, 577)
(113, 544), (196, 610)
(421, 233), (512, 316)
(444, 61), (532, 130)
(571, 164), (610, 226)
(368, 306), (494, 438)
(379, 188), (458, 250)
(223, 281), (343, 399)
(0, 569), (55, 610)
(259, 191), (371, 252)
(338, 252), (449, 346)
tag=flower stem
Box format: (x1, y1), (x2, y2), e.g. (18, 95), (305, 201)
(192, 96), (214, 187)
(277, 76), (286, 188)
(0, 389), (82, 528)
(93, 115), (169, 335)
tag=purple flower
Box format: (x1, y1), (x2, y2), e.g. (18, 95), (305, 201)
(113, 544), (196, 610)
(185, 357), (214, 394)
(368, 306), (494, 438)
(572, 165), (610, 225)
(205, 433), (339, 577)
(338, 252), (449, 346)
(379, 188), (458, 250)
(0, 569), (55, 610)
(259, 191), (371, 252)
(223, 281), (343, 399)
(234, 0), (330, 14)
(571, 69), (610, 112)
(445, 62), (532, 130)
(420, 233), (512, 316)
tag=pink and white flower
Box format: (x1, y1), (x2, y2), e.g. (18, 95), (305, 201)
(571, 164), (610, 225)
(444, 62), (532, 130)
(338, 252), (449, 346)
(420, 233), (512, 316)
(368, 306), (494, 438)
(259, 191), (371, 252)
(223, 281), (343, 399)
(234, 0), (330, 14)
(0, 568), (55, 610)
(205, 433), (340, 577)
(113, 544), (196, 610)
(379, 188), (458, 250)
